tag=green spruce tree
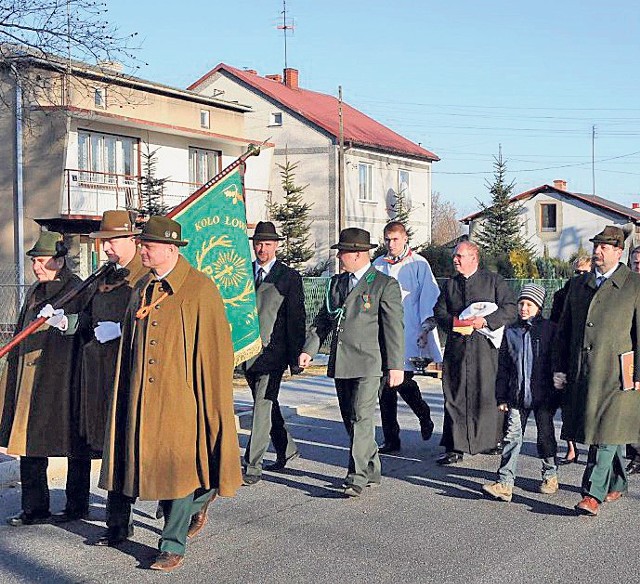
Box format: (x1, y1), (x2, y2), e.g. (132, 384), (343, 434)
(388, 187), (414, 239)
(475, 146), (531, 257)
(269, 158), (314, 270)
(132, 143), (169, 219)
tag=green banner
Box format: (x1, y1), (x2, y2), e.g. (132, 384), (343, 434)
(172, 165), (261, 365)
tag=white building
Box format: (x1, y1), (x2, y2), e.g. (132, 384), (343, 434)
(189, 64), (439, 269)
(461, 180), (640, 260)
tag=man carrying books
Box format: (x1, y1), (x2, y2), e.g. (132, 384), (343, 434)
(554, 225), (640, 516)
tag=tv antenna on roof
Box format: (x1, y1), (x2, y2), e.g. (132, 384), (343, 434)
(276, 0), (295, 70)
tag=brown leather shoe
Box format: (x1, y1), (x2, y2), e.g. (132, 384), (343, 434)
(187, 498), (213, 539)
(575, 495), (599, 516)
(605, 491), (624, 503)
(150, 552), (184, 572)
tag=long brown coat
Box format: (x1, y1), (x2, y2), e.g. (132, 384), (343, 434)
(99, 255), (242, 500)
(0, 266), (84, 456)
(554, 264), (640, 445)
(79, 253), (147, 451)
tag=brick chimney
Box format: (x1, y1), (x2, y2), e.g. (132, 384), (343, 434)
(553, 179), (567, 191)
(632, 203), (640, 210)
(283, 68), (299, 89)
(243, 69), (257, 75)
(266, 74), (283, 83)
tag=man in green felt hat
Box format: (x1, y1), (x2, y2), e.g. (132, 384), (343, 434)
(299, 227), (405, 497)
(554, 224), (640, 516)
(0, 229), (91, 526)
(99, 216), (242, 572)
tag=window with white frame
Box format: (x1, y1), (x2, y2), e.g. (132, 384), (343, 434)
(358, 163), (373, 201)
(94, 87), (106, 108)
(398, 169), (411, 209)
(189, 147), (221, 185)
(77, 131), (137, 183)
(269, 111), (283, 126)
(540, 202), (558, 232)
(200, 110), (210, 129)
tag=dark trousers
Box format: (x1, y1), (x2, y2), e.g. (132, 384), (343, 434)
(520, 406), (557, 460)
(582, 444), (627, 502)
(379, 371), (432, 444)
(105, 490), (135, 540)
(20, 455), (91, 516)
(335, 377), (381, 488)
(243, 371), (298, 476)
(626, 443), (640, 461)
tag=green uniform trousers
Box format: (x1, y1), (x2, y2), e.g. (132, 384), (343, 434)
(581, 444), (627, 503)
(335, 377), (381, 489)
(159, 488), (215, 555)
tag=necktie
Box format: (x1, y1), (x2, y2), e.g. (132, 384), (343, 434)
(596, 275), (605, 288)
(348, 273), (357, 293)
(255, 267), (264, 289)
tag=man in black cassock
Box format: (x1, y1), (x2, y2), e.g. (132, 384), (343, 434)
(433, 241), (517, 465)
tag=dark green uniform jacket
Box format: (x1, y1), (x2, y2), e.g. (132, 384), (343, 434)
(554, 264), (640, 445)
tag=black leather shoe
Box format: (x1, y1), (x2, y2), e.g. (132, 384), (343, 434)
(482, 443), (504, 455)
(242, 474), (262, 486)
(436, 451), (463, 465)
(379, 441), (401, 454)
(627, 460), (640, 474)
(51, 508), (89, 523)
(264, 451), (300, 472)
(420, 418), (435, 441)
(6, 511), (51, 527)
(343, 484), (363, 497)
(93, 525), (134, 546)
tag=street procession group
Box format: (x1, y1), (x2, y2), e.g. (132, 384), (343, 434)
(1, 207), (640, 572)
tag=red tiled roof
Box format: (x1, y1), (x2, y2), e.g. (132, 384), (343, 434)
(460, 184), (640, 223)
(188, 64), (439, 162)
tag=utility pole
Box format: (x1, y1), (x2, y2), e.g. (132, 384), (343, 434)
(591, 125), (596, 196)
(338, 86), (346, 233)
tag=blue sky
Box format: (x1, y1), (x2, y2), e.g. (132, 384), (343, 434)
(105, 0), (640, 215)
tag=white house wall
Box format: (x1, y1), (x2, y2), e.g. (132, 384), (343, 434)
(345, 148), (432, 247)
(470, 190), (634, 260)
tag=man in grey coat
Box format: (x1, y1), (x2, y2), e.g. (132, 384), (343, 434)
(242, 221), (306, 486)
(554, 226), (640, 516)
(299, 228), (404, 497)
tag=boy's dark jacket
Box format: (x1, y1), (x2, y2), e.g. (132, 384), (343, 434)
(495, 315), (559, 409)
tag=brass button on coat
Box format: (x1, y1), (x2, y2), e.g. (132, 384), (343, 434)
(150, 339), (157, 345)
(149, 359), (155, 364)
(151, 321), (158, 327)
(149, 377), (155, 383)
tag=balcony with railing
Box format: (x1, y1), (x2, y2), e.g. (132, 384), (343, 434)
(62, 169), (273, 222)
(62, 169), (200, 216)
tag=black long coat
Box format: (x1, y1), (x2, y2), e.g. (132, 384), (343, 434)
(434, 269), (517, 454)
(244, 260), (306, 377)
(78, 254), (147, 452)
(0, 266), (85, 457)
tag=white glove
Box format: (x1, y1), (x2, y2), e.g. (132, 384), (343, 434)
(553, 372), (567, 389)
(94, 321), (122, 344)
(37, 304), (68, 332)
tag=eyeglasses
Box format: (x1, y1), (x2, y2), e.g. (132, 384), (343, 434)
(574, 269), (589, 275)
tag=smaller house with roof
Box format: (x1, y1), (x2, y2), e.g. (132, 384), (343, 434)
(461, 179), (640, 260)
(189, 65), (439, 267)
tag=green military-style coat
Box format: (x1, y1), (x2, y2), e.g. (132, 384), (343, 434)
(555, 263), (640, 445)
(0, 266), (84, 457)
(79, 253), (147, 452)
(303, 264), (404, 378)
(99, 255), (242, 501)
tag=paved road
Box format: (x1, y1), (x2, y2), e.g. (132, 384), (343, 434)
(0, 374), (638, 583)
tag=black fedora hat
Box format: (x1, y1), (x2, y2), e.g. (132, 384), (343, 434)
(330, 227), (376, 251)
(589, 225), (628, 249)
(138, 216), (188, 247)
(250, 221), (284, 241)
